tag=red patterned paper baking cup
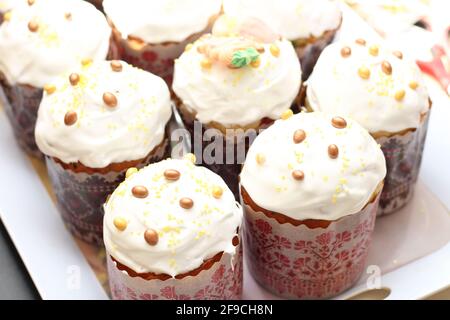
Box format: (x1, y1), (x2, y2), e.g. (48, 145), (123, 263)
(46, 138), (169, 246)
(0, 78), (43, 158)
(243, 193), (380, 299)
(376, 113), (430, 216)
(107, 241), (243, 300)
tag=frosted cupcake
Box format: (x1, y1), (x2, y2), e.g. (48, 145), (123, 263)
(173, 15), (302, 198)
(0, 0), (112, 157)
(223, 0), (342, 80)
(240, 112), (386, 299)
(104, 157), (243, 300)
(306, 39), (430, 215)
(35, 60), (172, 245)
(103, 0), (222, 84)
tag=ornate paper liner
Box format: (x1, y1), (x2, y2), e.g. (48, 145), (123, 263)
(293, 27), (339, 82)
(376, 113), (430, 216)
(176, 104), (275, 200)
(107, 241), (243, 300)
(0, 78), (43, 158)
(46, 138), (170, 246)
(243, 194), (380, 299)
(111, 20), (215, 85)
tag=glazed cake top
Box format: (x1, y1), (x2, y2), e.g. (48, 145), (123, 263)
(103, 0), (222, 43)
(35, 60), (172, 168)
(0, 0), (17, 12)
(240, 112), (386, 221)
(103, 157), (243, 276)
(306, 39), (430, 133)
(223, 0), (342, 40)
(172, 15), (302, 127)
(0, 0), (111, 88)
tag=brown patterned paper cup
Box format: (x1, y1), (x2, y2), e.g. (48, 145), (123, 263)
(241, 187), (381, 299)
(175, 102), (275, 200)
(46, 138), (170, 246)
(109, 16), (217, 85)
(0, 76), (43, 158)
(292, 22), (341, 81)
(107, 238), (243, 300)
(375, 112), (430, 216)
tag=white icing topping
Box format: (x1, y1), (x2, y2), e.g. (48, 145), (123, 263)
(0, 0), (18, 12)
(307, 40), (429, 133)
(35, 60), (172, 168)
(240, 112), (386, 221)
(346, 0), (429, 36)
(103, 158), (243, 276)
(223, 0), (342, 40)
(0, 0), (111, 88)
(103, 0), (222, 44)
(173, 23), (302, 127)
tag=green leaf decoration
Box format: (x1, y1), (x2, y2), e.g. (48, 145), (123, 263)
(231, 47), (260, 68)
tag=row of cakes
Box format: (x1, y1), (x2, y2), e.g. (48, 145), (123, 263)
(0, 0), (431, 299)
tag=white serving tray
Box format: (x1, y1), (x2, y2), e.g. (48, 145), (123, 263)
(0, 4), (449, 300)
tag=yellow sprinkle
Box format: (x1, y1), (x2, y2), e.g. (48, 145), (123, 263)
(81, 58), (92, 67)
(409, 81), (419, 90)
(256, 153), (266, 165)
(212, 186), (223, 199)
(281, 109), (293, 120)
(369, 45), (379, 56)
(44, 84), (56, 95)
(184, 153), (196, 164)
(332, 195), (337, 204)
(358, 67), (371, 79)
(395, 89), (406, 101)
(200, 58), (212, 69)
(250, 58), (261, 68)
(3, 11), (11, 21)
(113, 217), (127, 231)
(125, 167), (138, 179)
(270, 44), (280, 57)
(185, 43), (193, 52)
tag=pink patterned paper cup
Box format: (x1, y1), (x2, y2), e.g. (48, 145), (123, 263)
(107, 240), (243, 300)
(375, 112), (430, 216)
(242, 188), (380, 299)
(109, 16), (217, 85)
(0, 77), (43, 158)
(46, 138), (169, 246)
